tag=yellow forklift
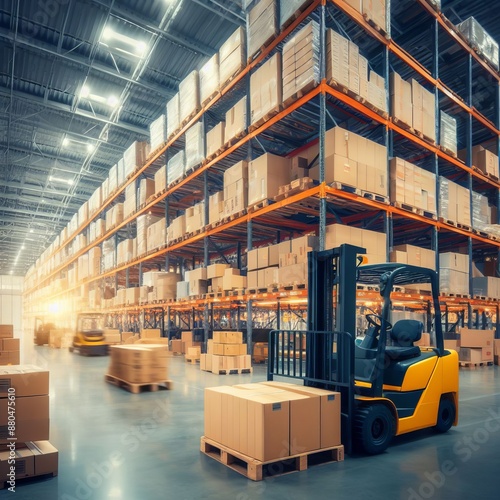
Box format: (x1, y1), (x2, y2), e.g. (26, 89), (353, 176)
(70, 313), (109, 356)
(268, 244), (459, 454)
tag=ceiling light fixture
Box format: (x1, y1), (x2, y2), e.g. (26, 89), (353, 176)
(62, 136), (96, 153)
(78, 84), (121, 108)
(49, 176), (74, 186)
(99, 26), (148, 58)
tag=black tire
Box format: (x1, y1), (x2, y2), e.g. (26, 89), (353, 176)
(354, 404), (395, 455)
(435, 397), (455, 433)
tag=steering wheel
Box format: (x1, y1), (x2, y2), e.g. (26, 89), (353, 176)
(366, 314), (393, 331)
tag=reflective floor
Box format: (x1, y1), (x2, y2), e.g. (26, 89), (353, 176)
(10, 344), (500, 500)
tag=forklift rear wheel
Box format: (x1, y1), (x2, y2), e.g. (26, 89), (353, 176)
(435, 397), (455, 433)
(354, 404), (395, 455)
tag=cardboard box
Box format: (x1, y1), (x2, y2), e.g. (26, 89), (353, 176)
(0, 447), (35, 479)
(459, 347), (492, 363)
(206, 122), (225, 157)
(213, 343), (247, 356)
(248, 153), (290, 205)
(224, 96), (247, 143)
(0, 366), (49, 398)
(0, 338), (19, 351)
(0, 351), (20, 365)
(213, 331), (243, 344)
(459, 328), (494, 348)
(444, 340), (460, 353)
(171, 339), (183, 354)
(0, 325), (13, 339)
(28, 441), (59, 476)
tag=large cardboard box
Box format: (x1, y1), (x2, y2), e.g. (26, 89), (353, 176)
(0, 365), (49, 397)
(28, 441), (59, 476)
(390, 72), (412, 127)
(1, 338), (19, 351)
(248, 153), (290, 205)
(219, 26), (246, 86)
(206, 122), (225, 157)
(0, 395), (50, 443)
(213, 331), (243, 344)
(0, 325), (13, 339)
(459, 328), (494, 348)
(0, 447), (35, 479)
(459, 347), (492, 363)
(224, 97), (247, 143)
(262, 381), (341, 448)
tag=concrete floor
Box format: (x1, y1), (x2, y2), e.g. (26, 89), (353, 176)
(10, 344), (500, 499)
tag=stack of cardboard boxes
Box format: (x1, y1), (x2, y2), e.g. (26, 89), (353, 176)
(325, 224), (387, 264)
(179, 70), (200, 125)
(123, 141), (150, 179)
(248, 153), (290, 206)
(166, 214), (186, 243)
(457, 328), (494, 364)
(170, 331), (202, 355)
(186, 346), (201, 363)
(472, 276), (500, 298)
(105, 203), (124, 232)
(116, 239), (135, 266)
(0, 366), (58, 483)
(250, 53), (282, 125)
(459, 144), (499, 177)
(185, 122), (205, 171)
(146, 218), (166, 253)
(439, 177), (471, 226)
(390, 158), (437, 213)
(201, 331), (251, 374)
(166, 93), (180, 140)
(344, 0), (386, 29)
(219, 27), (246, 88)
(107, 345), (169, 384)
(207, 263), (230, 293)
(136, 214), (161, 257)
(246, 0), (277, 59)
(208, 191), (224, 224)
(167, 151), (185, 187)
(200, 54), (219, 106)
(282, 21), (320, 103)
(149, 114), (167, 152)
(204, 381), (341, 461)
(224, 160), (248, 217)
(440, 111), (458, 155)
(185, 202), (205, 234)
(326, 29), (386, 113)
(0, 325), (19, 365)
(439, 252), (469, 295)
(390, 244), (436, 269)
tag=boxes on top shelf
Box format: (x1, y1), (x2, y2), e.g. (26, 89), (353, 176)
(282, 20), (320, 102)
(250, 52), (282, 125)
(246, 0), (278, 59)
(200, 53), (220, 105)
(456, 17), (499, 70)
(219, 26), (246, 87)
(179, 70), (200, 124)
(166, 93), (180, 139)
(123, 141), (149, 178)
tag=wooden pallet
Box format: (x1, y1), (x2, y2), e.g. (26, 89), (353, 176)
(104, 374), (173, 394)
(354, 95), (389, 119)
(186, 357), (200, 364)
(438, 218), (472, 232)
(248, 104), (283, 132)
(440, 145), (457, 159)
(363, 13), (389, 38)
(440, 292), (471, 299)
(224, 288), (246, 297)
(422, 133), (437, 146)
(213, 368), (253, 375)
(247, 199), (273, 213)
(361, 190), (390, 205)
(394, 202), (437, 220)
(357, 284), (380, 292)
(246, 288), (269, 295)
(275, 177), (317, 201)
(282, 283), (306, 291)
(459, 361), (493, 369)
(1, 471), (57, 490)
(283, 79), (318, 108)
(219, 64), (246, 92)
(329, 181), (361, 195)
(180, 110), (199, 130)
(201, 90), (221, 109)
(327, 78), (350, 96)
(391, 116), (415, 133)
(247, 32), (278, 65)
(200, 436), (344, 481)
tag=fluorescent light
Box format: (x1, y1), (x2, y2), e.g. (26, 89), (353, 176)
(102, 26), (114, 41)
(62, 137), (70, 147)
(21, 246), (25, 250)
(41, 199), (46, 203)
(49, 176), (73, 185)
(80, 85), (90, 98)
(107, 95), (119, 107)
(136, 41), (147, 55)
(100, 26), (147, 59)
(30, 229), (34, 233)
(86, 143), (95, 153)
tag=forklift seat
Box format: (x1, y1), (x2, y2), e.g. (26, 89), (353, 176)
(385, 319), (423, 361)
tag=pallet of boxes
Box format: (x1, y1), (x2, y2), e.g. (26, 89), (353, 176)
(0, 365), (58, 489)
(201, 382), (343, 481)
(0, 326), (19, 366)
(201, 332), (251, 375)
(105, 343), (172, 393)
(456, 328), (494, 368)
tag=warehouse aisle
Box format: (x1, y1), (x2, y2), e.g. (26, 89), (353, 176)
(12, 344), (500, 500)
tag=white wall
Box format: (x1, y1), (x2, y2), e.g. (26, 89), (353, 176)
(0, 275), (24, 338)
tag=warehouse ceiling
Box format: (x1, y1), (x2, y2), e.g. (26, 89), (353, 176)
(0, 0), (244, 275)
(0, 0), (499, 276)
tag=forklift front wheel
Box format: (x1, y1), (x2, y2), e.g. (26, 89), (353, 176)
(354, 404), (395, 455)
(434, 397), (455, 433)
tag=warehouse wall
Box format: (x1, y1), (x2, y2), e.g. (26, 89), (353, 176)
(0, 275), (23, 337)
